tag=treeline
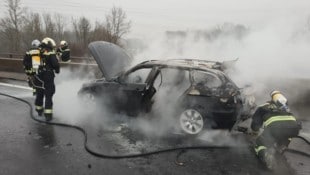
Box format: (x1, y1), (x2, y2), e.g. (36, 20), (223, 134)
(0, 0), (131, 56)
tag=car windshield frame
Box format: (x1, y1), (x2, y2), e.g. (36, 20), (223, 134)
(118, 64), (155, 84)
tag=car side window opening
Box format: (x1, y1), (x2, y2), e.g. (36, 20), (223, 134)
(152, 68), (191, 108)
(193, 70), (223, 88)
(153, 68), (191, 92)
(123, 68), (152, 84)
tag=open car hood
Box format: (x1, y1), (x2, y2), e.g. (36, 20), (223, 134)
(88, 41), (132, 79)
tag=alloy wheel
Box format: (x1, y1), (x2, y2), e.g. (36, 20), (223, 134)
(179, 109), (204, 135)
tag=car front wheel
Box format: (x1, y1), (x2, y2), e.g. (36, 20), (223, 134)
(179, 109), (204, 135)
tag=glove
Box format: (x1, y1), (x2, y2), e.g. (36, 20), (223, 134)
(27, 75), (34, 88)
(55, 69), (60, 74)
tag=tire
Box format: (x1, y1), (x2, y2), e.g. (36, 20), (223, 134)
(179, 109), (204, 135)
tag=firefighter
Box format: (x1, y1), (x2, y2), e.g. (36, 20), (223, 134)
(34, 37), (60, 121)
(251, 90), (301, 170)
(22, 39), (41, 95)
(56, 40), (71, 62)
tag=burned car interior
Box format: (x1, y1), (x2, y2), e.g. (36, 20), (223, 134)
(79, 41), (255, 135)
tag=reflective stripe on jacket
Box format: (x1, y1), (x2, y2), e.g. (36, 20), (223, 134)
(263, 115), (296, 128)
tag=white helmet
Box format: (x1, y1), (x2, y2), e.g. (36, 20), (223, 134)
(60, 40), (68, 47)
(31, 39), (41, 48)
(41, 37), (56, 49)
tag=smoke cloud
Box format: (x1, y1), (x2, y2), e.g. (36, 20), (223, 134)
(53, 67), (132, 132)
(131, 14), (310, 105)
(52, 12), (310, 145)
(121, 14), (310, 139)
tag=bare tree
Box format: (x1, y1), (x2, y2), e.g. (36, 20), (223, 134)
(22, 12), (43, 49)
(105, 7), (131, 44)
(71, 16), (91, 55)
(72, 16), (91, 47)
(42, 13), (56, 39)
(0, 3), (132, 55)
(89, 21), (109, 41)
(0, 0), (26, 52)
(54, 13), (66, 42)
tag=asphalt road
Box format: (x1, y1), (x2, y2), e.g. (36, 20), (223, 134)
(0, 80), (309, 175)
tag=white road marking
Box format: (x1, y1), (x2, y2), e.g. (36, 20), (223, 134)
(0, 82), (32, 90)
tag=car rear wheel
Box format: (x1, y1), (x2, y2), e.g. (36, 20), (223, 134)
(179, 109), (204, 135)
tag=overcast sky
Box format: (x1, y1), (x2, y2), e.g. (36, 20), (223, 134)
(1, 0), (309, 38)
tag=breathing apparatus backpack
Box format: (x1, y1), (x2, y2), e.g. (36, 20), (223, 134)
(29, 49), (42, 74)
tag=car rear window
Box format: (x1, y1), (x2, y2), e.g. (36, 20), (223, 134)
(193, 70), (223, 88)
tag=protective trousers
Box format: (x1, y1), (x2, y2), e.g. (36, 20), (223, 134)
(34, 70), (55, 121)
(254, 121), (300, 159)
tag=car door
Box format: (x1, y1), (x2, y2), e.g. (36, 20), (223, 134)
(116, 67), (154, 115)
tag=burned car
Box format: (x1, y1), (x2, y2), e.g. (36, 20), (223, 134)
(79, 41), (254, 135)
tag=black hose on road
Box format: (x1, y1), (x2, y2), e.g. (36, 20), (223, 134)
(284, 136), (310, 158)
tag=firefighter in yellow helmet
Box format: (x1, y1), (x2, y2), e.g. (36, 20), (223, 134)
(33, 37), (60, 121)
(250, 90), (301, 170)
(22, 39), (41, 95)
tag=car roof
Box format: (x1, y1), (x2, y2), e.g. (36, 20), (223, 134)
(136, 59), (224, 73)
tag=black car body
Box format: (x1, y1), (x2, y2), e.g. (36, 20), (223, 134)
(79, 41), (254, 135)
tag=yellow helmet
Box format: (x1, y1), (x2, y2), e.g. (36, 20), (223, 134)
(270, 90), (281, 98)
(270, 90), (289, 111)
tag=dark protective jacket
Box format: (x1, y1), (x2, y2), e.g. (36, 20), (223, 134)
(251, 101), (297, 131)
(56, 46), (70, 62)
(23, 48), (41, 75)
(39, 49), (60, 73)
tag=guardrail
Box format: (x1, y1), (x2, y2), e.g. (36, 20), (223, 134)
(0, 57), (100, 79)
(0, 52), (95, 64)
(0, 53), (24, 59)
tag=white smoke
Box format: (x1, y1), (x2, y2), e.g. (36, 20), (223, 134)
(53, 67), (97, 124)
(130, 14), (310, 104)
(53, 67), (131, 133)
(52, 13), (310, 144)
(123, 14), (310, 139)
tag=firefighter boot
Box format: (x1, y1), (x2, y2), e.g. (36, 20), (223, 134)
(35, 107), (43, 117)
(263, 149), (276, 170)
(45, 113), (53, 122)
